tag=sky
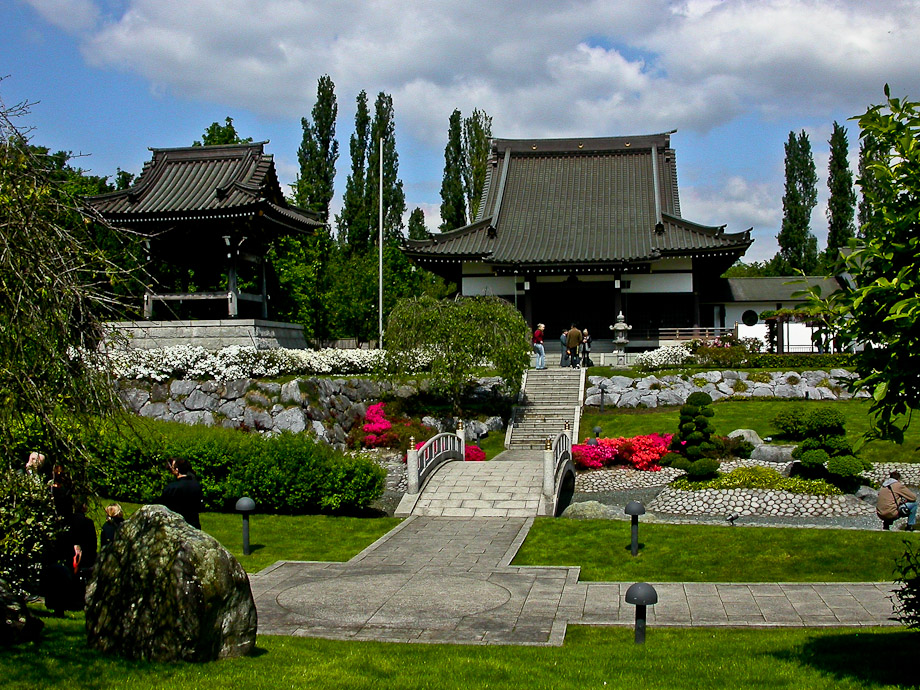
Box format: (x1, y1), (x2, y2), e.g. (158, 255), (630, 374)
(3, 0), (919, 262)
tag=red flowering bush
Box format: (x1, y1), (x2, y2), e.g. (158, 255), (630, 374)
(572, 433), (672, 472)
(409, 440), (486, 462)
(350, 402), (434, 452)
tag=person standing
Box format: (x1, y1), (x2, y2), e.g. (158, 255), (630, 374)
(581, 328), (593, 367)
(532, 323), (546, 370)
(160, 457), (202, 529)
(566, 323), (583, 369)
(100, 504), (125, 548)
(877, 471), (917, 531)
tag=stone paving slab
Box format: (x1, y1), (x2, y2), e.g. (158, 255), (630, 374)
(250, 517), (903, 647)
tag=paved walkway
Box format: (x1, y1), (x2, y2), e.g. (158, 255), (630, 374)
(251, 516), (900, 646)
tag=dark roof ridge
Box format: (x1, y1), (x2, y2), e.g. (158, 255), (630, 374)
(491, 132), (676, 154)
(405, 217), (494, 247)
(661, 212), (752, 241)
(148, 141), (270, 157)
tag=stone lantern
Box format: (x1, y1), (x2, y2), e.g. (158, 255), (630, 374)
(609, 311), (632, 368)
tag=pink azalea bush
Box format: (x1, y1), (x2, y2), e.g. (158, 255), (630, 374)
(361, 402), (392, 446)
(410, 440), (486, 462)
(572, 433), (672, 472)
(352, 402), (434, 451)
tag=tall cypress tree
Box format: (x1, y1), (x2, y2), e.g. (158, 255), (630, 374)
(462, 109), (492, 221)
(825, 121), (856, 261)
(407, 207), (428, 240)
(336, 90), (370, 254)
(857, 132), (883, 238)
(776, 130), (819, 273)
(365, 92), (406, 245)
(439, 109), (466, 231)
(295, 75), (338, 222)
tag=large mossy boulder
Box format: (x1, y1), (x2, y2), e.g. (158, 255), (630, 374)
(85, 505), (256, 662)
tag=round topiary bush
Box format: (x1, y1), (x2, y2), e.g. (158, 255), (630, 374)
(803, 408), (846, 437)
(822, 435), (853, 457)
(826, 454), (863, 479)
(685, 458), (720, 479)
(799, 448), (830, 470)
(686, 391), (714, 407)
(772, 406), (808, 439)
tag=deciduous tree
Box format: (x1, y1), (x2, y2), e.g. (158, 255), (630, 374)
(776, 130), (819, 273)
(439, 109), (466, 231)
(193, 117), (252, 146)
(462, 109), (492, 221)
(825, 121), (856, 264)
(295, 75), (338, 222)
(336, 91), (370, 254)
(407, 206), (427, 240)
(365, 92), (406, 245)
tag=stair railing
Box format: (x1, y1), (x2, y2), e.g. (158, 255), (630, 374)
(543, 422), (572, 499)
(406, 422), (466, 494)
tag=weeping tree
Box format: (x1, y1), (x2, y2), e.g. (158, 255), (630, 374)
(384, 295), (530, 412)
(0, 93), (133, 594)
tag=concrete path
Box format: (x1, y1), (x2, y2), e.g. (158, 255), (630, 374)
(250, 516), (900, 646)
(396, 453), (547, 518)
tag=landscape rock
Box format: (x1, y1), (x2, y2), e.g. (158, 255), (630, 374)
(728, 429), (764, 446)
(274, 407), (307, 434)
(222, 378), (250, 400)
(85, 505), (256, 662)
(561, 501), (617, 520)
(0, 582), (43, 646)
(169, 379), (198, 397)
(751, 444), (796, 463)
(185, 389), (219, 411)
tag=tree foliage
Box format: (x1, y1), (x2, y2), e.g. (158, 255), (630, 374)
(295, 75), (338, 222)
(336, 91), (371, 254)
(462, 109), (492, 221)
(384, 295), (530, 410)
(825, 121), (856, 263)
(439, 109), (467, 231)
(366, 92), (406, 245)
(193, 116), (252, 146)
(776, 130), (819, 273)
(805, 87), (920, 443)
(407, 206), (427, 240)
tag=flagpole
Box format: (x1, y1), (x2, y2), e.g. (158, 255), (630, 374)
(378, 136), (384, 349)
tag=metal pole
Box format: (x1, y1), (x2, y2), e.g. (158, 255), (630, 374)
(242, 513), (251, 556)
(631, 515), (640, 557)
(634, 604), (647, 644)
(378, 136), (384, 349)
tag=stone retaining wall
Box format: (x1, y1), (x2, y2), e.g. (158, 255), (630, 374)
(119, 376), (509, 447)
(585, 369), (865, 408)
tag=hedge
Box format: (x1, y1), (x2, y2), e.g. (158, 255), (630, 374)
(746, 353), (858, 369)
(84, 418), (386, 513)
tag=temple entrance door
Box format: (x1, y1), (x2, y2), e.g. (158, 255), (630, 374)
(529, 279), (617, 340)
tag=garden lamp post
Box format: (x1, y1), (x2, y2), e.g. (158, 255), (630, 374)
(235, 497), (256, 556)
(625, 582), (658, 644)
(599, 382), (607, 412)
(625, 500), (645, 557)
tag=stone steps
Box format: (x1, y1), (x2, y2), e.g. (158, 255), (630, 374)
(508, 369), (584, 450)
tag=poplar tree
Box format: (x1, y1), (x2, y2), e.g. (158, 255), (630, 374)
(857, 133), (883, 238)
(365, 92), (406, 245)
(295, 75), (338, 222)
(407, 207), (427, 240)
(462, 109), (492, 221)
(825, 121), (856, 263)
(439, 109), (466, 231)
(776, 130), (819, 273)
(336, 90), (370, 254)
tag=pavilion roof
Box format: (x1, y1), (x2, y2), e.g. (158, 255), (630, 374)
(86, 142), (322, 234)
(404, 133), (751, 270)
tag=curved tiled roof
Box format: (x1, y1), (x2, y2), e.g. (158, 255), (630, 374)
(405, 133), (750, 268)
(87, 142), (322, 233)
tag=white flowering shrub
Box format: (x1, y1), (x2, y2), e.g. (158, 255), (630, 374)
(634, 344), (695, 371)
(100, 345), (427, 382)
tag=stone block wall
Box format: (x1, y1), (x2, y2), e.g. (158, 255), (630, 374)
(107, 319), (309, 350)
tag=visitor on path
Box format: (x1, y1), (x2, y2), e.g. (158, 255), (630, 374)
(566, 324), (583, 369)
(42, 501), (97, 615)
(877, 471), (917, 531)
(581, 328), (593, 367)
(159, 457), (202, 529)
(100, 503), (125, 548)
(560, 328), (570, 367)
(532, 323), (546, 369)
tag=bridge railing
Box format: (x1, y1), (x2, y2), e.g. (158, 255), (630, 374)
(543, 424), (572, 499)
(406, 423), (466, 494)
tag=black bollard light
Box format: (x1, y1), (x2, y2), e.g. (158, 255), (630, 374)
(235, 496), (256, 556)
(625, 582), (658, 644)
(625, 500), (645, 557)
(599, 382), (607, 412)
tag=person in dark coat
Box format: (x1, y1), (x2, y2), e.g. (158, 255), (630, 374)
(100, 503), (125, 548)
(159, 457), (202, 529)
(42, 502), (97, 615)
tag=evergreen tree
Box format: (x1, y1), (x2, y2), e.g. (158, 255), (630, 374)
(365, 92), (406, 245)
(336, 90), (370, 254)
(294, 75), (338, 222)
(407, 206), (428, 240)
(825, 121), (856, 263)
(439, 109), (466, 231)
(193, 117), (252, 146)
(776, 130), (819, 273)
(857, 132), (883, 238)
(462, 109), (492, 221)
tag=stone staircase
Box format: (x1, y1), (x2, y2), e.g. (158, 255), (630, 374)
(507, 368), (585, 450)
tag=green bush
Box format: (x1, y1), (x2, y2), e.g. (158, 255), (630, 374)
(799, 448), (830, 469)
(803, 408), (846, 437)
(893, 540), (920, 629)
(826, 454), (863, 479)
(671, 465), (841, 495)
(772, 407), (808, 439)
(686, 392), (714, 407)
(0, 471), (61, 596)
(684, 458), (721, 479)
(821, 434), (853, 457)
(671, 457), (692, 471)
(791, 436), (822, 459)
(85, 417), (384, 513)
(747, 353), (857, 368)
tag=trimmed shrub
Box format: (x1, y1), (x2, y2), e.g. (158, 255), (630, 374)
(822, 434), (853, 457)
(799, 448), (830, 470)
(684, 458), (720, 480)
(0, 471), (62, 596)
(671, 465), (841, 495)
(747, 353), (857, 369)
(826, 454), (863, 479)
(772, 407), (808, 439)
(803, 408), (846, 437)
(893, 540), (920, 629)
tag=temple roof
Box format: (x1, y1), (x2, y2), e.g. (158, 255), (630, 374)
(405, 133), (751, 269)
(707, 276), (844, 303)
(86, 142), (322, 234)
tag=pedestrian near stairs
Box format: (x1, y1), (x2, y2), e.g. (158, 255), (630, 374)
(532, 323), (546, 369)
(566, 324), (583, 369)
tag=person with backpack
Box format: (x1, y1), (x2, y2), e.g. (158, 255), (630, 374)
(877, 471), (917, 531)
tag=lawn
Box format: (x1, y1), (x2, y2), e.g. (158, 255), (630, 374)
(6, 615), (917, 690)
(580, 398), (920, 465)
(514, 519), (918, 582)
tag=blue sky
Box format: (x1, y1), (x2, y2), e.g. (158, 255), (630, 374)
(4, 0), (919, 262)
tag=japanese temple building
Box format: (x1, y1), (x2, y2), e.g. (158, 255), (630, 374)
(88, 141), (322, 321)
(402, 133), (754, 344)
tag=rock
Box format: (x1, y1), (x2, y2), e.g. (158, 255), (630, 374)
(119, 388), (149, 413)
(484, 416), (504, 432)
(274, 407), (307, 434)
(464, 420), (489, 442)
(280, 380), (303, 405)
(311, 420), (327, 440)
(256, 382), (281, 397)
(855, 486), (879, 504)
(728, 429), (763, 446)
(139, 402), (170, 419)
(185, 389), (219, 411)
(222, 379), (250, 400)
(422, 416), (444, 432)
(243, 407), (273, 431)
(0, 582), (43, 646)
(751, 444), (795, 463)
(170, 380), (197, 397)
(85, 505), (256, 662)
(175, 410), (215, 426)
(560, 500), (617, 520)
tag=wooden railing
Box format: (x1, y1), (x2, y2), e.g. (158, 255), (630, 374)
(406, 426), (466, 494)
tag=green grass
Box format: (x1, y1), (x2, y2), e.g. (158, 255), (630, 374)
(580, 398), (920, 465)
(514, 519), (918, 582)
(478, 426), (507, 460)
(6, 614), (917, 689)
(91, 501), (400, 573)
